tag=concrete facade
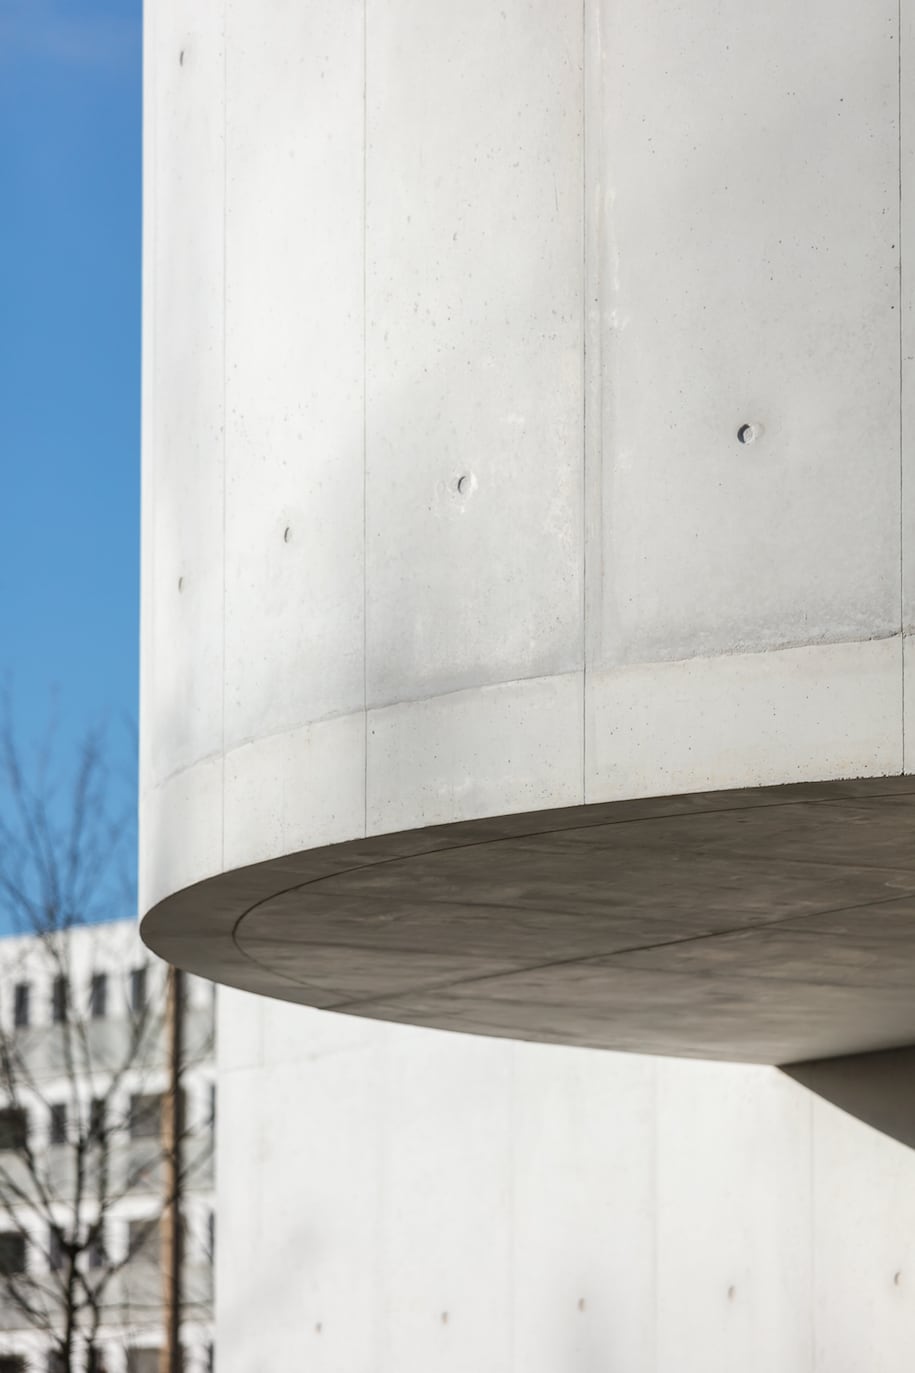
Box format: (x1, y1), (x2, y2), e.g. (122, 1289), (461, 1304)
(140, 0), (911, 926)
(219, 998), (915, 1373)
(140, 0), (915, 1367)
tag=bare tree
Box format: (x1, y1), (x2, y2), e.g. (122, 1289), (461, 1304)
(0, 712), (213, 1373)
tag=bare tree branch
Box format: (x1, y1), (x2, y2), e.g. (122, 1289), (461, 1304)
(0, 709), (212, 1372)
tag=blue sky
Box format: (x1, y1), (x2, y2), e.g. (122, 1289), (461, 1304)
(0, 0), (141, 919)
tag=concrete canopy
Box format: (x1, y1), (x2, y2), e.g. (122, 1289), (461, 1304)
(142, 775), (915, 1065)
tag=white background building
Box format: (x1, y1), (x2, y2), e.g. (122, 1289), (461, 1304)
(0, 922), (214, 1373)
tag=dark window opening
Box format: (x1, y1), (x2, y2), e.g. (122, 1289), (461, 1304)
(49, 1103), (67, 1146)
(89, 973), (108, 1020)
(127, 1219), (160, 1266)
(88, 1223), (105, 1270)
(0, 1108), (27, 1152)
(130, 966), (147, 1015)
(89, 1098), (106, 1143)
(0, 1357), (26, 1373)
(126, 1351), (160, 1373)
(13, 982), (29, 1029)
(129, 1093), (162, 1140)
(51, 976), (68, 1025)
(48, 1224), (65, 1272)
(0, 1231), (26, 1275)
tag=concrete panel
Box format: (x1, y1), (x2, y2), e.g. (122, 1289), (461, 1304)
(511, 1045), (656, 1373)
(223, 712), (365, 871)
(260, 996), (377, 1070)
(367, 671), (583, 834)
(139, 758), (223, 915)
(594, 0), (901, 669)
(905, 637), (915, 774)
(656, 1063), (812, 1373)
(812, 1098), (915, 1373)
(365, 0), (583, 708)
(588, 637), (902, 803)
(216, 985), (263, 1075)
(223, 0), (365, 750)
(144, 0), (225, 787)
(218, 1049), (382, 1373)
(377, 1033), (514, 1372)
(901, 0), (915, 669)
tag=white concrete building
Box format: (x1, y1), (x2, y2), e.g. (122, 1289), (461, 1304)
(140, 1), (915, 1369)
(0, 922), (214, 1373)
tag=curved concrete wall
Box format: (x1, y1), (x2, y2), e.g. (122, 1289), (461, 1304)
(140, 0), (910, 929)
(218, 994), (915, 1373)
(142, 0), (915, 1367)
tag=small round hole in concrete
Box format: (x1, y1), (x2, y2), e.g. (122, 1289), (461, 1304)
(283, 526), (292, 543)
(177, 576), (184, 593)
(895, 1271), (903, 1287)
(456, 475), (470, 495)
(314, 1322), (323, 1334)
(440, 1311), (449, 1325)
(577, 1298), (586, 1313)
(727, 1285), (737, 1301)
(737, 423), (760, 445)
(179, 49), (185, 65)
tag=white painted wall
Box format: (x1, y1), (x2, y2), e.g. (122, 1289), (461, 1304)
(141, 0), (915, 1366)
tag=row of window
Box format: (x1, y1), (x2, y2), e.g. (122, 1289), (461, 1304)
(0, 1210), (215, 1276)
(0, 1087), (215, 1151)
(12, 967), (150, 1029)
(0, 1346), (214, 1373)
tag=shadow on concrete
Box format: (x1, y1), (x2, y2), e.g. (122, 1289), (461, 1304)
(781, 1044), (915, 1148)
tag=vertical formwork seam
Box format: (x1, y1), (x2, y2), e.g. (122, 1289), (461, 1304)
(362, 0), (369, 840)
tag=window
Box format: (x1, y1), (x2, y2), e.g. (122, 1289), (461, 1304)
(46, 1353), (65, 1373)
(13, 982), (30, 1029)
(51, 976), (68, 1024)
(129, 1093), (161, 1140)
(89, 973), (107, 1020)
(127, 1219), (160, 1265)
(0, 1108), (27, 1152)
(126, 1351), (159, 1373)
(49, 1103), (67, 1146)
(88, 1222), (105, 1271)
(48, 1224), (65, 1272)
(87, 1348), (108, 1373)
(89, 1098), (106, 1143)
(130, 966), (147, 1015)
(0, 1231), (26, 1275)
(0, 1358), (25, 1373)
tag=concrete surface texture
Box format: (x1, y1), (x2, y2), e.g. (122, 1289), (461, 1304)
(143, 0), (913, 1061)
(140, 0), (915, 1367)
(218, 992), (915, 1373)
